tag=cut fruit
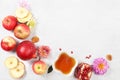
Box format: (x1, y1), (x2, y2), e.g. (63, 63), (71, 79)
(18, 62), (25, 69)
(74, 63), (92, 80)
(15, 7), (29, 19)
(4, 56), (18, 69)
(17, 12), (32, 23)
(9, 62), (25, 79)
(27, 18), (36, 28)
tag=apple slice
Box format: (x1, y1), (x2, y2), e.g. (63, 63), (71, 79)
(17, 62), (25, 69)
(17, 12), (32, 23)
(26, 18), (36, 29)
(9, 62), (25, 79)
(15, 7), (29, 19)
(4, 56), (18, 69)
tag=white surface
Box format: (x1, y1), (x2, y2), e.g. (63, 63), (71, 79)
(0, 0), (120, 80)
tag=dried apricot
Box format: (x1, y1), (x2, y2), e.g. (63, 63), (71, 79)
(31, 36), (39, 43)
(106, 54), (112, 61)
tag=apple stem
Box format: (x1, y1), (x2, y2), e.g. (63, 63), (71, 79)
(38, 56), (41, 61)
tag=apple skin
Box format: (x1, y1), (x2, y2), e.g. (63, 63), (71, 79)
(16, 40), (36, 60)
(14, 24), (30, 39)
(1, 36), (17, 51)
(32, 60), (47, 75)
(2, 16), (17, 30)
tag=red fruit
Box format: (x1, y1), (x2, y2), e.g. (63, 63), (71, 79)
(74, 63), (92, 80)
(16, 40), (36, 60)
(14, 24), (30, 39)
(32, 60), (47, 75)
(1, 36), (17, 51)
(2, 15), (17, 30)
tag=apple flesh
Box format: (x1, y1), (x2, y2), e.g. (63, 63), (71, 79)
(2, 15), (17, 30)
(32, 60), (47, 75)
(1, 36), (17, 51)
(16, 40), (36, 60)
(14, 24), (30, 39)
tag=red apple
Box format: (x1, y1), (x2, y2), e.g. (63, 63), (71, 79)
(16, 40), (36, 60)
(14, 24), (30, 39)
(38, 45), (51, 58)
(2, 15), (17, 30)
(32, 60), (47, 75)
(1, 36), (17, 51)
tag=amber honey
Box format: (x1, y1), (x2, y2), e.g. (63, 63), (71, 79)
(55, 52), (76, 74)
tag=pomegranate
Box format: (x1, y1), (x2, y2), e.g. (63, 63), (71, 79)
(16, 40), (36, 60)
(74, 63), (92, 80)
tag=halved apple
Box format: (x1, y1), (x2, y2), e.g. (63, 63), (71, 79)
(17, 12), (32, 23)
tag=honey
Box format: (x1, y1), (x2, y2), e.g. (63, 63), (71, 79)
(55, 52), (76, 74)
